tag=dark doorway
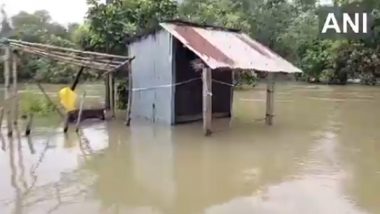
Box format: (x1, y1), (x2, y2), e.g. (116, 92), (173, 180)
(173, 39), (232, 123)
(174, 39), (202, 123)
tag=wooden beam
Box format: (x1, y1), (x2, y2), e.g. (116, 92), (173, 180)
(265, 73), (275, 125)
(102, 57), (135, 76)
(126, 63), (133, 126)
(4, 46), (12, 137)
(202, 67), (212, 136)
(13, 46), (116, 71)
(11, 43), (124, 65)
(9, 39), (129, 60)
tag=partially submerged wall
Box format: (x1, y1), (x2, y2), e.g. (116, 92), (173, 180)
(128, 30), (174, 124)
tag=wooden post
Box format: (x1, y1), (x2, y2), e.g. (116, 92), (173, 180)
(0, 107), (4, 129)
(4, 46), (12, 137)
(75, 92), (86, 132)
(105, 74), (111, 110)
(12, 51), (19, 125)
(27, 135), (35, 154)
(126, 64), (133, 126)
(202, 67), (212, 136)
(63, 114), (70, 133)
(265, 73), (275, 125)
(229, 70), (235, 118)
(109, 74), (115, 118)
(25, 113), (34, 136)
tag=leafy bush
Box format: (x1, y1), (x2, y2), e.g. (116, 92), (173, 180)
(300, 40), (332, 82)
(319, 69), (335, 84)
(116, 80), (128, 109)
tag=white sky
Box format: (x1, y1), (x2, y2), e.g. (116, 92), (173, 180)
(0, 0), (334, 26)
(0, 0), (106, 25)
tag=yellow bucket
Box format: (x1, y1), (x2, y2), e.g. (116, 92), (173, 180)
(59, 87), (78, 112)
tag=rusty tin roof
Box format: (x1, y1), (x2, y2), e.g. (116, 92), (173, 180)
(160, 22), (302, 73)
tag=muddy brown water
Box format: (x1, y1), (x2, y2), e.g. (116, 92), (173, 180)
(1, 83), (380, 214)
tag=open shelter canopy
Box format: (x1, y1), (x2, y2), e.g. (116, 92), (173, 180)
(3, 39), (134, 72)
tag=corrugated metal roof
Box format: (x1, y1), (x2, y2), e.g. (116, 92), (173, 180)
(160, 22), (302, 73)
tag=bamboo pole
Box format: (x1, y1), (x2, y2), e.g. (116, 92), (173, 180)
(265, 73), (275, 125)
(25, 113), (34, 136)
(71, 67), (85, 90)
(102, 57), (135, 76)
(0, 107), (4, 129)
(9, 39), (129, 60)
(14, 47), (116, 71)
(75, 92), (86, 132)
(202, 67), (212, 136)
(26, 135), (35, 154)
(63, 114), (70, 133)
(12, 51), (19, 125)
(4, 46), (12, 137)
(105, 75), (111, 111)
(229, 70), (235, 119)
(109, 74), (115, 118)
(126, 63), (133, 126)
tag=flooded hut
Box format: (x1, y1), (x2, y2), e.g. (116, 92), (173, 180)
(127, 20), (301, 135)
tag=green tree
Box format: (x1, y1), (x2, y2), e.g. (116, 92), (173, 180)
(85, 0), (178, 54)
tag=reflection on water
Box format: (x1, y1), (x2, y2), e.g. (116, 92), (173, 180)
(1, 83), (380, 213)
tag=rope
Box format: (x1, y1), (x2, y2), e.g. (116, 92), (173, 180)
(132, 77), (201, 92)
(212, 79), (236, 87)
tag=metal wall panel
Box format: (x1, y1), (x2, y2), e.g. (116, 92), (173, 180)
(129, 30), (174, 124)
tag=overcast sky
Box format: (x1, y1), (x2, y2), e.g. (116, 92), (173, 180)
(0, 0), (102, 25)
(1, 0), (334, 26)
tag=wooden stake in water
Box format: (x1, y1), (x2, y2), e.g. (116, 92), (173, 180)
(25, 113), (34, 136)
(202, 67), (212, 136)
(126, 64), (133, 126)
(0, 107), (4, 129)
(63, 114), (70, 133)
(75, 91), (86, 132)
(109, 74), (115, 118)
(265, 73), (275, 126)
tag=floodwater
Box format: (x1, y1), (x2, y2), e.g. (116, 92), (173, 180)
(1, 83), (380, 214)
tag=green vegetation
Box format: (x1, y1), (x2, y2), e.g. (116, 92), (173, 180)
(116, 80), (128, 109)
(1, 0), (380, 85)
(20, 92), (56, 116)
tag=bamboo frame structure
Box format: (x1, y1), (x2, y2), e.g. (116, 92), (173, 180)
(0, 38), (134, 134)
